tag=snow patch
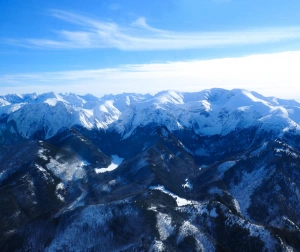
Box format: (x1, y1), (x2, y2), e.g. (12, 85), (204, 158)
(67, 192), (87, 211)
(38, 148), (48, 161)
(56, 182), (65, 201)
(177, 220), (215, 251)
(225, 215), (276, 250)
(149, 240), (165, 252)
(230, 165), (271, 219)
(149, 185), (197, 206)
(156, 212), (175, 240)
(46, 157), (88, 182)
(95, 155), (124, 173)
(182, 179), (193, 190)
(44, 98), (58, 106)
(233, 199), (241, 214)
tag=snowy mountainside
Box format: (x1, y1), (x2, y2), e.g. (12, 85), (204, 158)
(1, 88), (300, 140)
(1, 89), (300, 251)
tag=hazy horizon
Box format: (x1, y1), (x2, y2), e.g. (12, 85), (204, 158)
(1, 1), (300, 100)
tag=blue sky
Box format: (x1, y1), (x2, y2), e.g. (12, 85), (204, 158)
(1, 0), (300, 99)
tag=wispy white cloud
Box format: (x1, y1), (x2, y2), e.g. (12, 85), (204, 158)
(1, 51), (300, 100)
(3, 9), (300, 50)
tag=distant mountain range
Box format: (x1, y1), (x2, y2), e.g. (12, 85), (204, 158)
(0, 89), (300, 251)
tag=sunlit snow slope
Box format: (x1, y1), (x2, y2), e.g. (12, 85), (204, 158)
(1, 89), (300, 251)
(1, 88), (300, 140)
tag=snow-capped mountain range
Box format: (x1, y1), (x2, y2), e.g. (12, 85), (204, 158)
(1, 88), (300, 140)
(1, 88), (300, 251)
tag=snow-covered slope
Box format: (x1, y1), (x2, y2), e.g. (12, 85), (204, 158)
(114, 88), (300, 137)
(1, 88), (300, 139)
(1, 89), (300, 251)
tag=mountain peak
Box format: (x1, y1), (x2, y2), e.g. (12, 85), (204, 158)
(1, 88), (300, 251)
(1, 88), (300, 139)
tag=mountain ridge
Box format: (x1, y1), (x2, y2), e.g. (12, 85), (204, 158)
(0, 88), (300, 251)
(1, 88), (300, 141)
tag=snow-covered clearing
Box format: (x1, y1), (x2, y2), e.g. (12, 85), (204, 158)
(95, 155), (124, 173)
(149, 185), (197, 206)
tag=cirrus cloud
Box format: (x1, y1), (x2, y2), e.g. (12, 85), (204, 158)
(3, 9), (300, 51)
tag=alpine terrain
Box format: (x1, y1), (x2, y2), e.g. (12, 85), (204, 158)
(0, 88), (300, 251)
